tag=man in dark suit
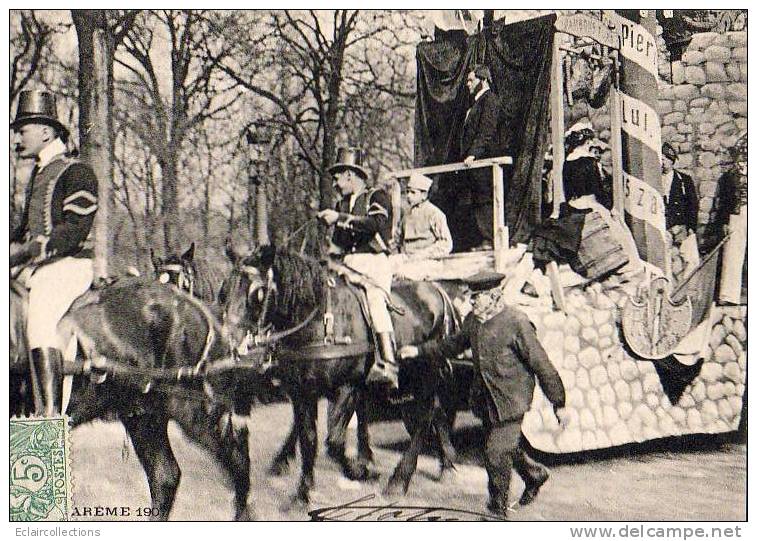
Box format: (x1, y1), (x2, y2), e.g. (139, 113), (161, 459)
(461, 65), (502, 251)
(400, 271), (567, 519)
(661, 142), (699, 235)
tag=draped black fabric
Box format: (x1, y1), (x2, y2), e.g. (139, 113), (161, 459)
(415, 15), (556, 247)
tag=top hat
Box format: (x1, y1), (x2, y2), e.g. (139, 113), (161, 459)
(407, 173), (433, 192)
(328, 147), (369, 179)
(11, 90), (69, 140)
(463, 270), (505, 292)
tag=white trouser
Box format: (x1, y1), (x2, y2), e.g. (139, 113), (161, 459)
(27, 257), (94, 349)
(719, 206), (747, 304)
(343, 252), (394, 333)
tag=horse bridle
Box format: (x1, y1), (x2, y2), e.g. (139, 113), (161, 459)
(157, 262), (195, 297)
(232, 263), (318, 357)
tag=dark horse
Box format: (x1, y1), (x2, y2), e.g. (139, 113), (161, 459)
(221, 244), (459, 504)
(151, 242), (220, 303)
(10, 278), (254, 520)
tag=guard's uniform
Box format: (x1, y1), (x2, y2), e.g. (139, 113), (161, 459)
(331, 187), (394, 333)
(13, 140), (98, 349)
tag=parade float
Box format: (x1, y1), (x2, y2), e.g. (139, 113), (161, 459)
(393, 10), (746, 453)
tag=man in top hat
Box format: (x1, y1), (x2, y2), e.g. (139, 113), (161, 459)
(317, 147), (399, 389)
(398, 172), (452, 259)
(661, 142), (699, 235)
(10, 89), (99, 417)
(399, 270), (567, 518)
(461, 64), (503, 251)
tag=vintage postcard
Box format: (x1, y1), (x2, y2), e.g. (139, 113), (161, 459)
(7, 7), (748, 527)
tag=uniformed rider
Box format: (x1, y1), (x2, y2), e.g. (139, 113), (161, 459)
(317, 147), (399, 389)
(10, 90), (98, 417)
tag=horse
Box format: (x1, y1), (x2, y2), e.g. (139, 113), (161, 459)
(9, 277), (255, 520)
(220, 243), (460, 504)
(151, 242), (221, 303)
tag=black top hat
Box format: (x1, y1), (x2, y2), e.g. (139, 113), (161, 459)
(463, 270), (506, 292)
(328, 147), (369, 179)
(10, 90), (69, 140)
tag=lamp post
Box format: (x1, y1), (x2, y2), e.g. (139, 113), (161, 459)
(245, 128), (270, 245)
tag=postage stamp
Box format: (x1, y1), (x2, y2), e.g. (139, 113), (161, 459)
(10, 417), (72, 521)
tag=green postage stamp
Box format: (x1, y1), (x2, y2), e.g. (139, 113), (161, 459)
(10, 417), (71, 521)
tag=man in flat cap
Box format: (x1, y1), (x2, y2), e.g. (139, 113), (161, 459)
(661, 142), (699, 235)
(400, 270), (567, 518)
(318, 147), (399, 389)
(10, 89), (98, 417)
(461, 64), (503, 251)
(398, 173), (452, 259)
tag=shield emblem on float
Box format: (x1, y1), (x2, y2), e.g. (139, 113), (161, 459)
(622, 277), (693, 360)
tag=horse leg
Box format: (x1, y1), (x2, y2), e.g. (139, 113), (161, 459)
(431, 395), (457, 481)
(385, 397), (435, 496)
(355, 389), (376, 467)
(170, 399), (254, 521)
(294, 396), (318, 504)
(122, 413), (179, 521)
(325, 385), (376, 481)
(269, 405), (298, 476)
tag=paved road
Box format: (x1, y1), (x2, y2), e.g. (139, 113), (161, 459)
(70, 399), (746, 521)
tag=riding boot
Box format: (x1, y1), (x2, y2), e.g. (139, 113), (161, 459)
(366, 332), (399, 390)
(30, 348), (64, 417)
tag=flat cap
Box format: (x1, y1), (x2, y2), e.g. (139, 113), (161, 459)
(463, 270), (505, 292)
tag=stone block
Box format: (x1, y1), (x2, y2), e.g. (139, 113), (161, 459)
(659, 84), (676, 100)
(620, 360), (639, 381)
(728, 101), (747, 115)
(670, 406), (686, 425)
(581, 430), (597, 449)
(726, 63), (742, 82)
(677, 152), (693, 166)
(706, 382), (725, 401)
(581, 327), (599, 345)
(711, 113), (735, 127)
(739, 63), (747, 81)
(580, 409), (597, 430)
(700, 362), (723, 383)
(690, 380), (707, 402)
(701, 400), (719, 424)
(618, 401), (633, 420)
(603, 405), (619, 428)
(678, 393), (695, 409)
(701, 84), (725, 99)
(698, 123), (715, 136)
(673, 84), (699, 100)
(698, 152), (718, 168)
(607, 363), (620, 382)
(715, 344), (737, 364)
(556, 427), (583, 453)
(563, 354), (577, 371)
(690, 97), (711, 108)
(663, 111), (685, 125)
(542, 311), (566, 330)
(689, 32), (717, 50)
(670, 133), (687, 143)
(614, 380), (631, 402)
(646, 392), (660, 410)
(657, 100), (673, 115)
(686, 408), (703, 430)
(679, 142), (692, 153)
(636, 403), (656, 427)
(688, 107), (705, 119)
(732, 319), (746, 341)
(586, 388), (601, 411)
(599, 383), (615, 405)
(565, 335), (580, 354)
(671, 62), (685, 84)
(576, 368), (591, 391)
(684, 65), (706, 84)
(704, 45), (731, 63)
(725, 335), (743, 357)
(728, 397), (743, 418)
(672, 99), (687, 112)
(567, 387), (584, 408)
(728, 32), (747, 47)
(726, 83), (747, 100)
(722, 381), (736, 397)
(731, 46), (747, 61)
(565, 315), (581, 336)
(630, 380), (643, 403)
(609, 423), (631, 446)
(705, 61), (728, 82)
(595, 430), (611, 449)
(681, 50), (705, 65)
(578, 347), (601, 369)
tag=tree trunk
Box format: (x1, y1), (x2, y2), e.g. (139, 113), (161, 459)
(161, 153), (180, 252)
(255, 180), (269, 245)
(72, 10), (113, 279)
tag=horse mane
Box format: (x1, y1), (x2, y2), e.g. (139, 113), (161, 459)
(269, 248), (327, 319)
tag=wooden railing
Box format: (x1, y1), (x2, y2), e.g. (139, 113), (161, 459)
(387, 156), (514, 272)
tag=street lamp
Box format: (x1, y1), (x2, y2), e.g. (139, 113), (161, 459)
(244, 127), (271, 244)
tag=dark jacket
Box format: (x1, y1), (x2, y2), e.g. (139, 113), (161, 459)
(665, 169), (698, 232)
(460, 89), (502, 160)
(419, 304), (565, 423)
(12, 154), (98, 264)
(331, 187), (392, 255)
(563, 156), (611, 210)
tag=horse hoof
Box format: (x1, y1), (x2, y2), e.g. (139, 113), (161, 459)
(383, 478), (408, 497)
(268, 460), (290, 477)
(234, 506), (255, 521)
(437, 467), (458, 484)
